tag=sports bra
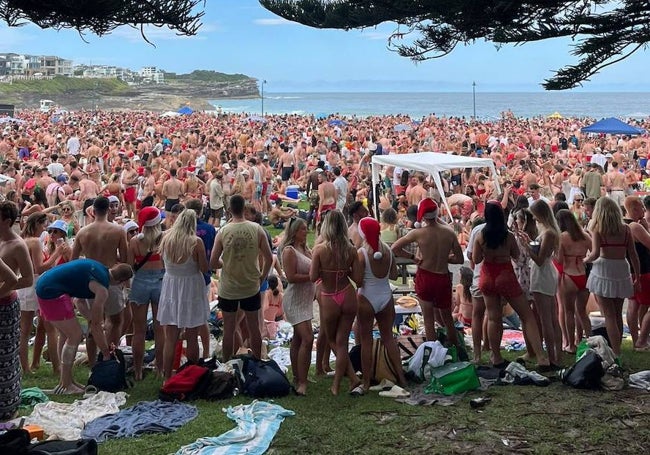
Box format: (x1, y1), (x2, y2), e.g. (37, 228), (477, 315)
(134, 252), (162, 263)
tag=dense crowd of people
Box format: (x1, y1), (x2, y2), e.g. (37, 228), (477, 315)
(0, 108), (649, 418)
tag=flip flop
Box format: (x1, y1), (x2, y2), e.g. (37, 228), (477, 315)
(379, 385), (410, 398)
(326, 371), (336, 377)
(369, 379), (395, 392)
(49, 384), (84, 395)
(349, 385), (365, 397)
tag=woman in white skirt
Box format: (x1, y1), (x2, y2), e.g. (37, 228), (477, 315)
(157, 210), (209, 379)
(585, 197), (640, 356)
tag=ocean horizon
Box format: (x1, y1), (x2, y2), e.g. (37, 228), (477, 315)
(210, 92), (650, 120)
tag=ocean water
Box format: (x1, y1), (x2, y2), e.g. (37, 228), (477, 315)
(211, 92), (650, 120)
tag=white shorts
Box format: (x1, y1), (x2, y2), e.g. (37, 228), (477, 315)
(17, 285), (39, 312)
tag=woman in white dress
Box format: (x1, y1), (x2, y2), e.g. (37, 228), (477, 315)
(157, 209), (209, 380)
(279, 217), (315, 396)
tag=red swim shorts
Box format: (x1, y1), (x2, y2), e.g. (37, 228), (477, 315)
(479, 262), (523, 300)
(124, 187), (136, 203)
(37, 294), (75, 322)
(634, 273), (650, 305)
(415, 269), (452, 309)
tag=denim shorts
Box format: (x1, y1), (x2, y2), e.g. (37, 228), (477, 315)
(129, 269), (164, 305)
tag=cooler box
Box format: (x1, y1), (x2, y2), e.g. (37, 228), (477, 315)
(286, 185), (300, 200)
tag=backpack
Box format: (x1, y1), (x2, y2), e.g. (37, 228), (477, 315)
(561, 350), (605, 389)
(87, 349), (130, 393)
(242, 356), (291, 398)
(203, 370), (239, 400)
(159, 364), (211, 401)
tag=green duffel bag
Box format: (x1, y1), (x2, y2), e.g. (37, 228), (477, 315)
(425, 361), (480, 396)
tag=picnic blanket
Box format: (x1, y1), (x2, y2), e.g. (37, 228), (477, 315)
(23, 391), (127, 440)
(175, 401), (294, 455)
(82, 400), (198, 442)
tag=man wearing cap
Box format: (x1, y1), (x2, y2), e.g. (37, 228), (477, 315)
(72, 196), (128, 366)
(45, 174), (68, 207)
(391, 198), (464, 349)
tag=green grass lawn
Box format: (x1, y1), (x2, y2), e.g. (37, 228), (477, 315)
(20, 342), (650, 454)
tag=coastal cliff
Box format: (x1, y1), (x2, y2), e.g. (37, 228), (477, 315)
(0, 76), (259, 112)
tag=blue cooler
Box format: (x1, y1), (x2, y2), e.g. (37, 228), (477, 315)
(286, 185), (299, 200)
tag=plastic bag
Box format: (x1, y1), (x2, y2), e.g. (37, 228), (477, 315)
(425, 361), (480, 396)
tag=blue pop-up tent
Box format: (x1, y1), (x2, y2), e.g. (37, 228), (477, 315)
(581, 117), (644, 135)
(177, 106), (194, 115)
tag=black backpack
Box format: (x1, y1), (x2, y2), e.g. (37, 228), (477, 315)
(0, 429), (97, 455)
(400, 170), (410, 187)
(561, 351), (605, 389)
(87, 349), (130, 393)
(242, 356), (291, 398)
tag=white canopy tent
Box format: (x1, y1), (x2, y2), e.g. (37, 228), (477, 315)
(371, 152), (500, 219)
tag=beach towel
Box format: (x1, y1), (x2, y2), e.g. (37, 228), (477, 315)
(175, 400), (294, 455)
(23, 391), (127, 440)
(82, 400), (198, 442)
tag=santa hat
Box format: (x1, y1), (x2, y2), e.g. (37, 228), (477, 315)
(358, 217), (383, 260)
(414, 198), (438, 228)
(138, 206), (161, 231)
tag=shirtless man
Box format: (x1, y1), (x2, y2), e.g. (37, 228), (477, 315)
(162, 168), (184, 212)
(121, 159), (139, 219)
(0, 201), (33, 419)
(607, 161), (627, 208)
(72, 197), (128, 366)
(391, 198), (464, 348)
(140, 166), (156, 207)
(78, 173), (99, 202)
(278, 146), (296, 183)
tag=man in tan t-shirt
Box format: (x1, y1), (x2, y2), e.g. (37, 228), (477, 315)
(210, 194), (272, 361)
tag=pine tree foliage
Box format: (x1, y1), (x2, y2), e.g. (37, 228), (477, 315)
(259, 0), (650, 90)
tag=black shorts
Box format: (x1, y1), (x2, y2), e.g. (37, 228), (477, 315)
(211, 207), (224, 219)
(281, 167), (293, 181)
(218, 292), (261, 312)
(164, 198), (180, 212)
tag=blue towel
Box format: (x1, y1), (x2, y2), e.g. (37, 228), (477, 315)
(82, 400), (198, 442)
(176, 400), (294, 455)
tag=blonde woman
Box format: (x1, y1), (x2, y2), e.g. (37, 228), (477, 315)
(310, 210), (363, 396)
(524, 200), (562, 367)
(157, 209), (209, 380)
(58, 201), (79, 238)
(279, 217), (315, 396)
(127, 207), (164, 380)
(585, 197), (640, 356)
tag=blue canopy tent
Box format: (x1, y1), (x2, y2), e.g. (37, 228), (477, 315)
(581, 117), (644, 135)
(328, 119), (347, 127)
(177, 106), (194, 115)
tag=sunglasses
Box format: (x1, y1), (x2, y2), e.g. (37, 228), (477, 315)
(574, 199), (584, 202)
(127, 229), (138, 235)
(61, 207), (72, 212)
(47, 229), (63, 235)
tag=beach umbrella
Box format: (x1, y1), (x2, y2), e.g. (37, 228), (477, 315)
(246, 115), (267, 123)
(547, 112), (563, 119)
(177, 106), (194, 115)
(394, 123), (413, 132)
(328, 119), (347, 127)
